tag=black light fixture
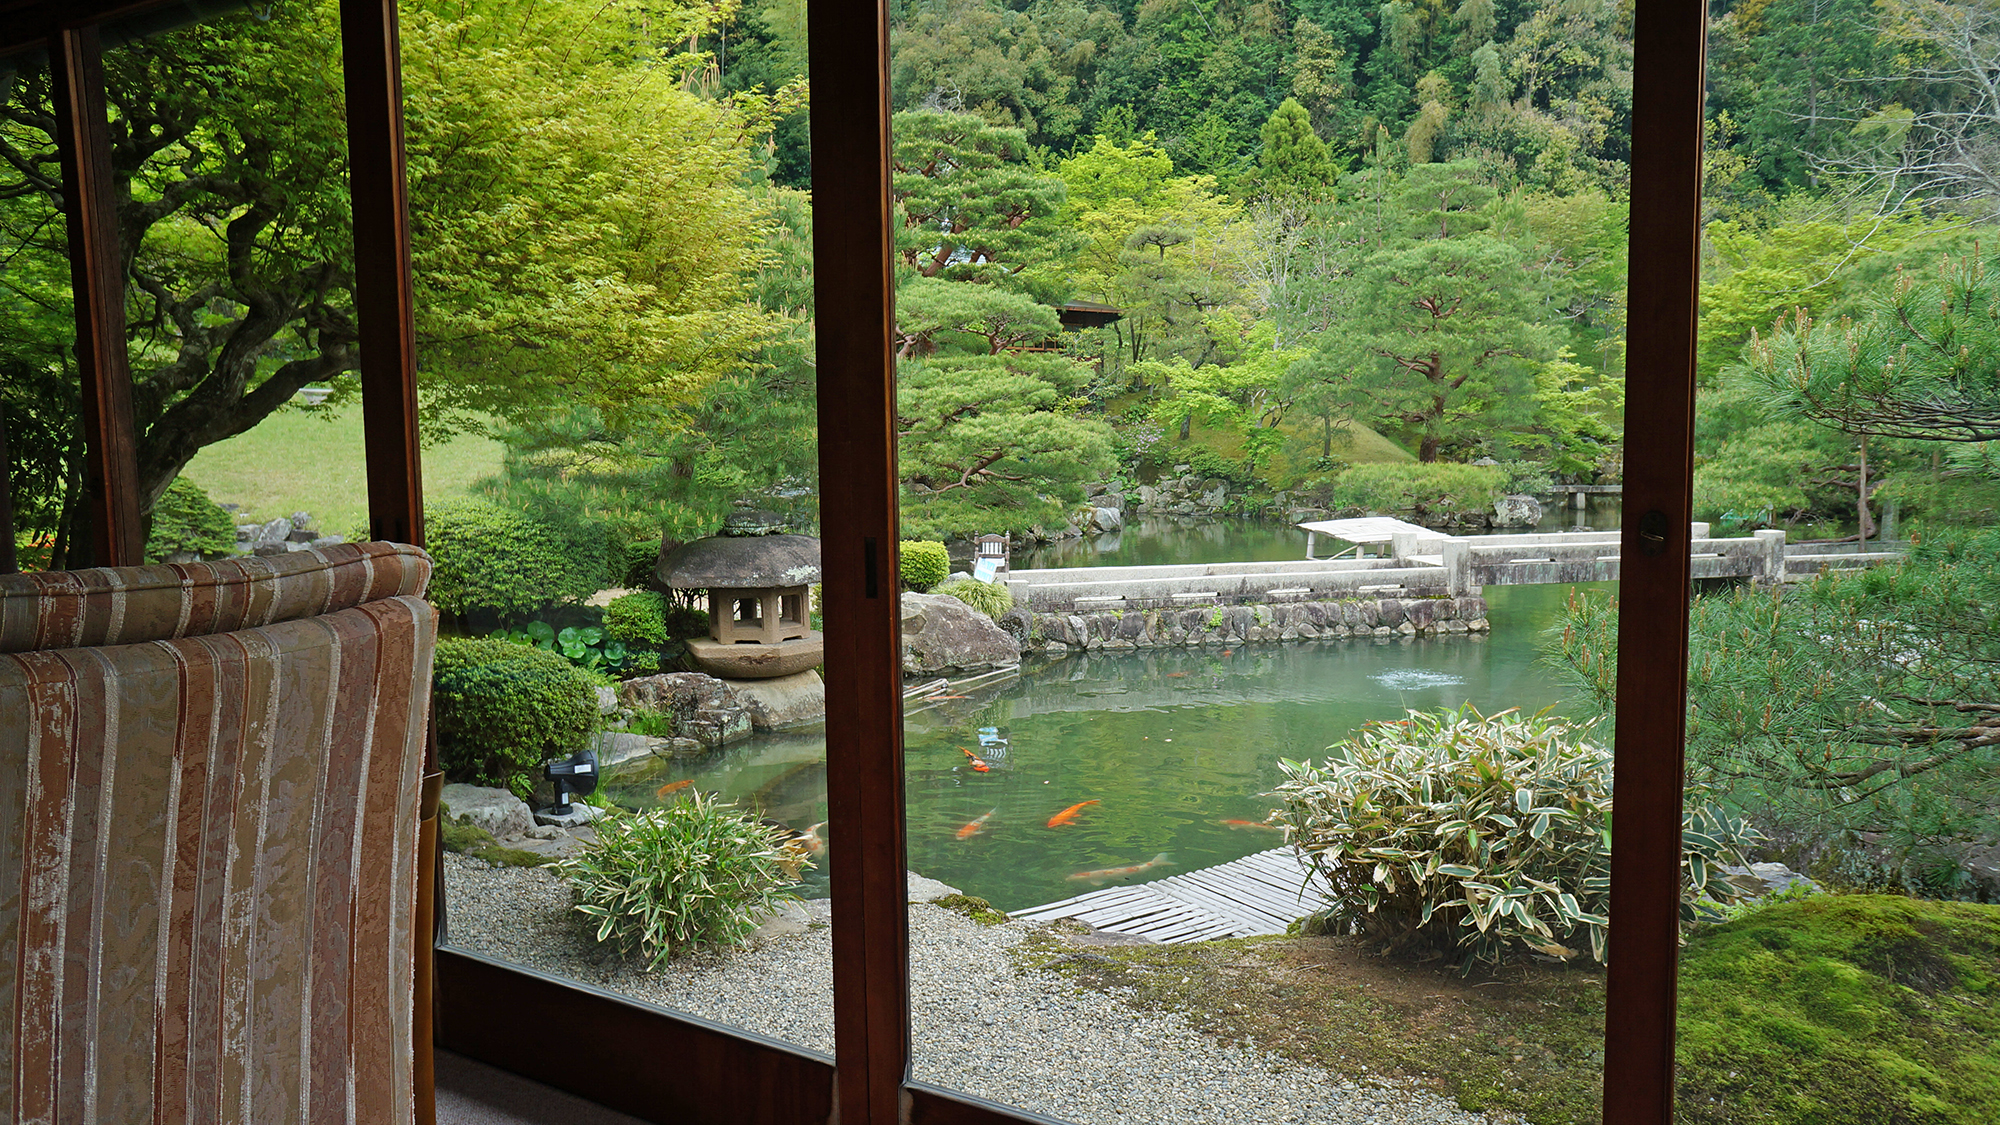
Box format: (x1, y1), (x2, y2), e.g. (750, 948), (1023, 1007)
(543, 746), (600, 816)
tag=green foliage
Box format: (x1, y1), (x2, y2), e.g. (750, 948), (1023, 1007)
(432, 636), (599, 797)
(1677, 895), (2000, 1125)
(1736, 246), (2000, 444)
(143, 478), (237, 562)
(495, 620), (634, 676)
(899, 541), (950, 592)
(1549, 530), (2000, 885)
(1328, 462), (1504, 520)
(1, 0), (778, 548)
(933, 578), (1015, 619)
(559, 793), (803, 967)
(1274, 706), (1761, 970)
(424, 500), (608, 618)
(600, 590), (697, 674)
(1252, 97), (1339, 199)
(603, 591), (670, 645)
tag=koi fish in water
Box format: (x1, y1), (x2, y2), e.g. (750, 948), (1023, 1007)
(1218, 818), (1283, 832)
(961, 746), (991, 772)
(1164, 672), (1191, 678)
(656, 780), (694, 799)
(1067, 853), (1172, 884)
(1046, 799), (1100, 827)
(956, 809), (997, 839)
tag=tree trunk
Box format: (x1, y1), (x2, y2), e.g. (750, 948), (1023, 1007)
(1857, 435), (1875, 540)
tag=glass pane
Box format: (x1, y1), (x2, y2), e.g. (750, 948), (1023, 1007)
(410, 0), (830, 1056)
(1680, 5), (1999, 1122)
(1, 48), (82, 572)
(893, 2), (1630, 1119)
(91, 7), (366, 566)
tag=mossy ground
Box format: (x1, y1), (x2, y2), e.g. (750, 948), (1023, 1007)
(1013, 895), (2000, 1125)
(931, 894), (1010, 926)
(1676, 895), (2000, 1125)
(440, 815), (549, 868)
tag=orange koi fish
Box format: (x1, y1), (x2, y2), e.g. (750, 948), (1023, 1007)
(1046, 799), (1099, 827)
(1067, 853), (1172, 884)
(961, 746), (991, 772)
(1165, 672), (1191, 678)
(956, 809), (997, 839)
(1219, 818), (1283, 831)
(798, 820), (829, 855)
(656, 780), (694, 799)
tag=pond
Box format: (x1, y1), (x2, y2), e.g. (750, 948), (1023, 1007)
(600, 518), (1615, 912)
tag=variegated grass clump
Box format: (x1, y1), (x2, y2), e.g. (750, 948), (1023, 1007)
(559, 792), (804, 968)
(1274, 705), (1761, 970)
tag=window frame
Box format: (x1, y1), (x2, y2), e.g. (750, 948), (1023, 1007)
(1, 0), (1711, 1121)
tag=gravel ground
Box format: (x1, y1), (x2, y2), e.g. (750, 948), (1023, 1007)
(443, 854), (1517, 1125)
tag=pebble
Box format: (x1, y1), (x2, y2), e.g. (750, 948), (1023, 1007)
(443, 855), (1517, 1124)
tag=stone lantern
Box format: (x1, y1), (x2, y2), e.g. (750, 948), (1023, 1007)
(656, 517), (823, 679)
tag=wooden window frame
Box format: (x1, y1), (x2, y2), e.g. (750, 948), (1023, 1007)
(2, 0), (1706, 1121)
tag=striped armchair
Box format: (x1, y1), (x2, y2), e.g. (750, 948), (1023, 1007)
(0, 542), (437, 1124)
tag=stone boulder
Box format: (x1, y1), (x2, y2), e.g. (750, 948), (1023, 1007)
(440, 783), (536, 839)
(1088, 506), (1123, 533)
(729, 669), (827, 731)
(618, 673), (753, 746)
(1493, 493), (1544, 527)
(900, 592), (1022, 675)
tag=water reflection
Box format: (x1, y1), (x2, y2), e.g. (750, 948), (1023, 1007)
(603, 581), (1608, 911)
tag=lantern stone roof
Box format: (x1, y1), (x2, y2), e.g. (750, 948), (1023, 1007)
(655, 534), (822, 589)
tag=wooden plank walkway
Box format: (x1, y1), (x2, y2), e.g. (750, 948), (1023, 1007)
(1010, 847), (1323, 943)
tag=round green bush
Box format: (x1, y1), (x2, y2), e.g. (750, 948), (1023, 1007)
(145, 477), (237, 562)
(559, 792), (802, 966)
(933, 578), (1014, 619)
(432, 635), (599, 797)
(1328, 462), (1506, 520)
(425, 500), (610, 617)
(899, 540), (950, 591)
(603, 591), (669, 645)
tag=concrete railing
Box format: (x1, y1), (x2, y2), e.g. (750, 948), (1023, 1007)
(1006, 557), (1449, 611)
(1007, 525), (1905, 608)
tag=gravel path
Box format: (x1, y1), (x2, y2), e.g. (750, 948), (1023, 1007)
(443, 855), (1516, 1125)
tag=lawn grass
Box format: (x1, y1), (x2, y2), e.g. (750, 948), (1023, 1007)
(1150, 414), (1414, 487)
(181, 403), (504, 535)
(1016, 894), (2000, 1125)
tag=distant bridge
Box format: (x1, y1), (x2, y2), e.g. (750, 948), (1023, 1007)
(1003, 519), (1906, 612)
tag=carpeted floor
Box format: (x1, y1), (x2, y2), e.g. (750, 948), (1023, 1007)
(435, 1050), (649, 1125)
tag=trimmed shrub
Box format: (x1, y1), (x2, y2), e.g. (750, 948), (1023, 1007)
(603, 591), (670, 645)
(425, 500), (609, 617)
(145, 478), (237, 561)
(933, 578), (1013, 619)
(1273, 706), (1761, 969)
(619, 538), (660, 588)
(899, 540), (950, 591)
(1328, 462), (1506, 521)
(559, 792), (803, 966)
(432, 636), (599, 797)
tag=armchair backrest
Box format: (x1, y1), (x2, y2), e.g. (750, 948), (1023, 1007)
(0, 542), (436, 1124)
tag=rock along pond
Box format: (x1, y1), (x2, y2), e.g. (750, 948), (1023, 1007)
(599, 516), (1617, 912)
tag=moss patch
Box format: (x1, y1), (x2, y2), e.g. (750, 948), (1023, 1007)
(931, 894), (1010, 926)
(1010, 895), (2000, 1125)
(1676, 895), (2000, 1125)
(441, 814), (550, 868)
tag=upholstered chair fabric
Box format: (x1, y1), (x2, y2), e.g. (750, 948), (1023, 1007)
(0, 544), (436, 1124)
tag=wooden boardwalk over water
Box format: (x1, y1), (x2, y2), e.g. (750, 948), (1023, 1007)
(1010, 847), (1323, 943)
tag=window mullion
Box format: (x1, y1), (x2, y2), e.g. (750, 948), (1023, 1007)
(809, 1), (913, 1123)
(1605, 0), (1710, 1121)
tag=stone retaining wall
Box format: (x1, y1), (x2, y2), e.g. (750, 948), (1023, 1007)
(1012, 595), (1487, 654)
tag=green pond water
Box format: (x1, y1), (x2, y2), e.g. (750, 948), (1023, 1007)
(599, 518), (1616, 912)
